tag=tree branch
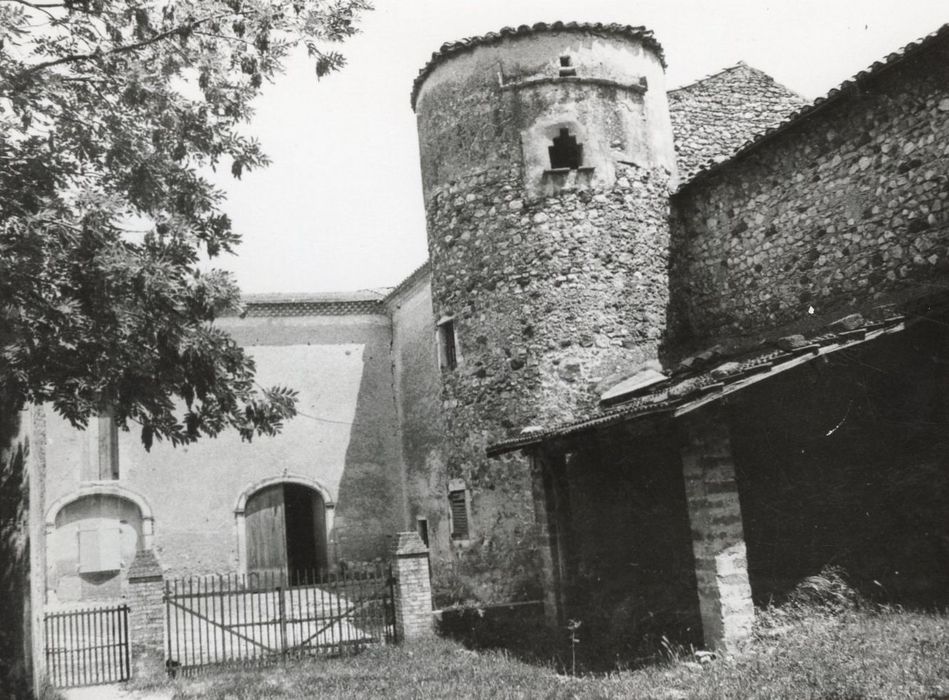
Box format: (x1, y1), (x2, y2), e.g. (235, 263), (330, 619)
(3, 0), (60, 21)
(7, 12), (231, 84)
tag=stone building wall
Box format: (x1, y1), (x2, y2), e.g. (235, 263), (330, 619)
(668, 63), (806, 181)
(43, 311), (405, 588)
(669, 38), (949, 353)
(413, 26), (677, 601)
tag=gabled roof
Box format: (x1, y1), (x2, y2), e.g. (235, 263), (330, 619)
(382, 260), (431, 305)
(681, 23), (949, 188)
(411, 22), (666, 110)
(668, 62), (807, 182)
(487, 311), (910, 457)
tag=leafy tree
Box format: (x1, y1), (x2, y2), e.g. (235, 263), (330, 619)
(0, 0), (370, 447)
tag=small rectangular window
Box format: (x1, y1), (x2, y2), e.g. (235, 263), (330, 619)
(448, 489), (469, 540)
(558, 55), (576, 77)
(437, 318), (458, 370)
(416, 517), (429, 547)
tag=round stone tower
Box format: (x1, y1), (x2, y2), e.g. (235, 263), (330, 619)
(412, 22), (676, 597)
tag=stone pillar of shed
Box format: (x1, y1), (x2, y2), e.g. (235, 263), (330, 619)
(127, 549), (165, 679)
(392, 532), (434, 642)
(528, 450), (564, 627)
(679, 405), (754, 654)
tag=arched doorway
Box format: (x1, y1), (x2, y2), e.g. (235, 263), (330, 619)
(245, 482), (328, 583)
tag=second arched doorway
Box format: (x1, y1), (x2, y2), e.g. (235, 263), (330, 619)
(245, 482), (328, 583)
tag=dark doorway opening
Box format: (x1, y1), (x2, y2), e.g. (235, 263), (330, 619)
(284, 483), (327, 583)
(245, 482), (328, 585)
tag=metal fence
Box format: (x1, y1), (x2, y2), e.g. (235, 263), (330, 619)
(165, 565), (395, 674)
(44, 604), (130, 688)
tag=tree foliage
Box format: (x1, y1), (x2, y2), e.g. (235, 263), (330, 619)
(0, 0), (370, 446)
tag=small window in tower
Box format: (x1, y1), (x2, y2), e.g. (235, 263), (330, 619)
(416, 517), (429, 547)
(549, 128), (583, 170)
(559, 55), (576, 77)
(448, 489), (469, 540)
(436, 317), (458, 370)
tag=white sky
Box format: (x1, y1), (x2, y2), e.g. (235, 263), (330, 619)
(214, 0), (948, 294)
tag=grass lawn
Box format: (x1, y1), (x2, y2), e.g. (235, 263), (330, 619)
(129, 606), (949, 700)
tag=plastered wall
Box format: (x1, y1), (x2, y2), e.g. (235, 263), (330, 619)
(43, 312), (405, 584)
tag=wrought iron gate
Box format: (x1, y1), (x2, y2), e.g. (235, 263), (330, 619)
(44, 604), (130, 688)
(165, 565), (395, 673)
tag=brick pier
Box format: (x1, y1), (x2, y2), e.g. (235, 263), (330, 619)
(391, 532), (434, 641)
(680, 405), (755, 653)
(127, 549), (165, 678)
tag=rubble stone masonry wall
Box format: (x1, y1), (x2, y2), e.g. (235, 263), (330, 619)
(413, 29), (676, 601)
(669, 41), (949, 352)
(668, 63), (807, 181)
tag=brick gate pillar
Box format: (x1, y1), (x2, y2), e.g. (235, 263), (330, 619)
(679, 404), (754, 653)
(126, 549), (165, 678)
(391, 532), (433, 642)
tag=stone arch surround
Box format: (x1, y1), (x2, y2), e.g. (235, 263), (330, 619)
(45, 483), (155, 550)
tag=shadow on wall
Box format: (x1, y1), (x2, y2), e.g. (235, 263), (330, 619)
(332, 338), (404, 566)
(0, 408), (31, 698)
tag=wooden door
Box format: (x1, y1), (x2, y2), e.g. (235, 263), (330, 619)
(311, 490), (328, 576)
(245, 484), (288, 585)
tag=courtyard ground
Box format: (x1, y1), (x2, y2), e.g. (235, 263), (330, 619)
(52, 604), (948, 700)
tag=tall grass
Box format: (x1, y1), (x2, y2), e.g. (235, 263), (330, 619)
(131, 606), (948, 699)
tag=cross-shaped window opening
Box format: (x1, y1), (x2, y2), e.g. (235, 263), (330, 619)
(548, 128), (583, 169)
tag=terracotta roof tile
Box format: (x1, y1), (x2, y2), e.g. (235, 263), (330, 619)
(486, 311), (910, 457)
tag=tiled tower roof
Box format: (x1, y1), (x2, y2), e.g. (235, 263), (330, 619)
(411, 21), (666, 110)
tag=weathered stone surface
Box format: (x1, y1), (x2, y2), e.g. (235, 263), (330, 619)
(414, 27), (676, 602)
(669, 63), (807, 182)
(669, 40), (949, 352)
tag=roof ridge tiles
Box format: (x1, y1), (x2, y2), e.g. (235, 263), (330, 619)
(668, 62), (754, 93)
